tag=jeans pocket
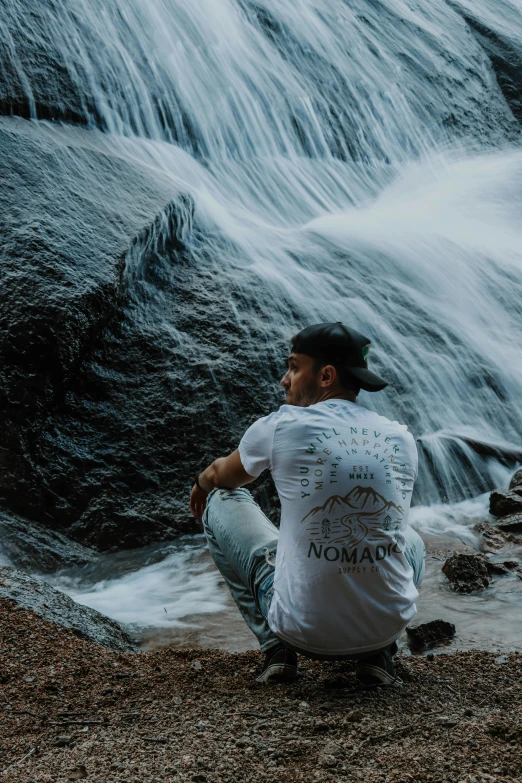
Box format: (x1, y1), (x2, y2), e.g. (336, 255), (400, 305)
(257, 576), (274, 619)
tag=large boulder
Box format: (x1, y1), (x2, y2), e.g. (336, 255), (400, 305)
(0, 566), (134, 651)
(0, 510), (98, 573)
(0, 119), (180, 549)
(0, 118), (286, 552)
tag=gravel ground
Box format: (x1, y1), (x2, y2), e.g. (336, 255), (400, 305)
(2, 598), (522, 783)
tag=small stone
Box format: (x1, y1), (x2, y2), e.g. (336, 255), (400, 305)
(435, 716), (457, 727)
(191, 660), (203, 671)
(427, 652), (435, 661)
(298, 701), (310, 711)
(319, 753), (338, 768)
(52, 735), (73, 747)
(442, 553), (490, 593)
(319, 701), (337, 711)
(195, 721), (207, 730)
(323, 741), (342, 756)
(68, 765), (87, 781)
(464, 708), (474, 717)
(406, 619), (456, 649)
(314, 720), (329, 732)
(344, 710), (364, 722)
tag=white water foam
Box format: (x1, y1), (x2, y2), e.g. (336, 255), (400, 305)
(47, 541), (226, 630)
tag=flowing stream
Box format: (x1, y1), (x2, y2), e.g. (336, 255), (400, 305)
(39, 485), (522, 653)
(2, 0), (522, 649)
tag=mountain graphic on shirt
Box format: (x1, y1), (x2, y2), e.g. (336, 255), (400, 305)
(302, 486), (404, 548)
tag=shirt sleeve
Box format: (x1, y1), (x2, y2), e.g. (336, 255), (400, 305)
(238, 412), (280, 478)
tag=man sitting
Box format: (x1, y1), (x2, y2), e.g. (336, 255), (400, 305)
(189, 323), (425, 685)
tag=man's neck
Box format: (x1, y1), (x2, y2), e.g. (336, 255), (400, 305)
(314, 388), (358, 405)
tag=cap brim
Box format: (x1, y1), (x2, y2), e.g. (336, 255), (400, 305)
(348, 366), (388, 392)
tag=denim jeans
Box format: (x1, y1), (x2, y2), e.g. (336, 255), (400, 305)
(202, 487), (426, 654)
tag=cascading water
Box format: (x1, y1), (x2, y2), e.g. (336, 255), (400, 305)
(2, 0), (522, 648)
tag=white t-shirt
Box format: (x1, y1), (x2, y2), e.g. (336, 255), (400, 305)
(238, 399), (419, 656)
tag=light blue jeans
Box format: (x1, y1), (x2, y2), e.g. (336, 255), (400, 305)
(202, 488), (426, 654)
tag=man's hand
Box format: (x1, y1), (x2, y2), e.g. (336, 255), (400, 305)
(190, 483), (209, 524)
(189, 450), (255, 524)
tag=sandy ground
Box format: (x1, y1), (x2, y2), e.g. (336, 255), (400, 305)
(1, 598), (522, 783)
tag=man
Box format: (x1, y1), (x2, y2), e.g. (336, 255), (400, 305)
(189, 323), (425, 685)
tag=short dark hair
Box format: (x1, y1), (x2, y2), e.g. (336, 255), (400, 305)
(311, 356), (361, 396)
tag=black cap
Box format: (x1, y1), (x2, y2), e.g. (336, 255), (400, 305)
(291, 322), (388, 392)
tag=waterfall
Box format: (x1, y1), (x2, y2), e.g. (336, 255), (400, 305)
(2, 0), (522, 510)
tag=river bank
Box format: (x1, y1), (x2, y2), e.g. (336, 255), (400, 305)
(2, 598), (521, 783)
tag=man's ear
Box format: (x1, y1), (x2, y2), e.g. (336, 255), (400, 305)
(320, 364), (337, 387)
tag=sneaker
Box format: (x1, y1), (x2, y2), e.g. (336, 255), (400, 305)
(256, 644), (298, 684)
(355, 644), (402, 687)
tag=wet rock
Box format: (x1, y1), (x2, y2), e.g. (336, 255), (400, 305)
(442, 552), (491, 592)
(509, 468), (522, 491)
(406, 619), (457, 650)
(0, 118), (285, 553)
(0, 567), (135, 651)
(494, 513), (522, 534)
(0, 511), (98, 573)
(486, 556), (521, 576)
(0, 3), (199, 153)
(0, 118), (178, 550)
(489, 488), (522, 517)
(474, 522), (516, 553)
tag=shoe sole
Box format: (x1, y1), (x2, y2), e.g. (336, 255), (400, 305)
(256, 664), (298, 684)
(356, 664), (403, 687)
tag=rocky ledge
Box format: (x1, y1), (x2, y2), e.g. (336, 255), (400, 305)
(1, 600), (522, 783)
(0, 567), (134, 652)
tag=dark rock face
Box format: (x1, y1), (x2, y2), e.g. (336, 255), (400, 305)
(0, 119), (181, 549)
(0, 510), (98, 573)
(457, 8), (522, 125)
(0, 119), (286, 551)
(442, 552), (491, 593)
(406, 619), (456, 650)
(0, 566), (134, 651)
(0, 2), (198, 151)
(489, 488), (522, 517)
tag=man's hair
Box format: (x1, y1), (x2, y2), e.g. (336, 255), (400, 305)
(312, 357), (361, 396)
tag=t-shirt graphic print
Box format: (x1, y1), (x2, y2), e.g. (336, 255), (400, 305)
(239, 399), (419, 656)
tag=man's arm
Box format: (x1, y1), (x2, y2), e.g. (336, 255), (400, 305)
(189, 449), (255, 521)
